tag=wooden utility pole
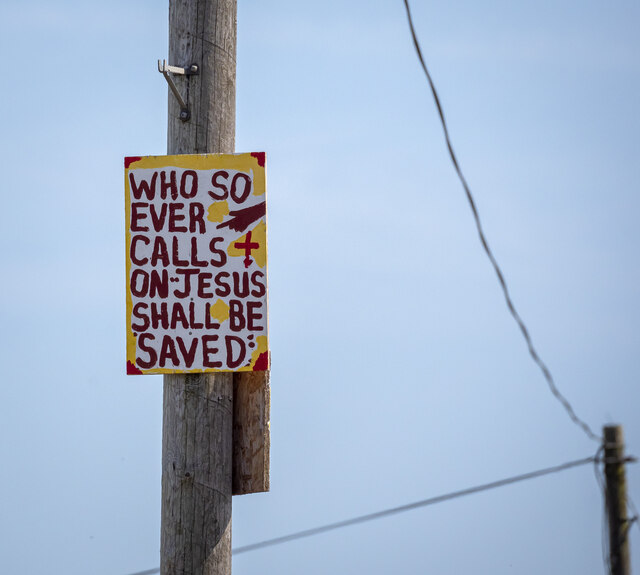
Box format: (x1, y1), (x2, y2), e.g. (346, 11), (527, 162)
(161, 1), (237, 573)
(604, 425), (631, 575)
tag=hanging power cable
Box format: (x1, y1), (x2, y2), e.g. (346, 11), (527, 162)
(401, 0), (601, 443)
(126, 454), (597, 575)
(232, 454), (596, 555)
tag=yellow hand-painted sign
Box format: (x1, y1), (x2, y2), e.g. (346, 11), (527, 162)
(124, 153), (268, 374)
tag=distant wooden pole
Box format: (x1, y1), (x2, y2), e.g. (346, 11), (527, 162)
(604, 425), (631, 575)
(161, 1), (237, 573)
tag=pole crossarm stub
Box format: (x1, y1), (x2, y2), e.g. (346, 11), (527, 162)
(157, 59), (199, 122)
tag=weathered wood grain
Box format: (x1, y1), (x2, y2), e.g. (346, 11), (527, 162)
(167, 0), (237, 156)
(162, 374), (233, 574)
(232, 370), (270, 495)
(162, 1), (236, 573)
(161, 1), (270, 572)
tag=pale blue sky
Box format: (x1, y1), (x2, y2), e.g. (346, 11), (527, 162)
(1, 1), (639, 574)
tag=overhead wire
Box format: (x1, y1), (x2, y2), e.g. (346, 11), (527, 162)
(593, 446), (612, 575)
(126, 454), (597, 574)
(627, 494), (640, 535)
(401, 0), (601, 443)
(231, 455), (595, 555)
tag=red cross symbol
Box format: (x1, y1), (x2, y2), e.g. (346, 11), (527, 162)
(234, 230), (259, 268)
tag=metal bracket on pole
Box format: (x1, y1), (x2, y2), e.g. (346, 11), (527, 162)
(158, 59), (199, 122)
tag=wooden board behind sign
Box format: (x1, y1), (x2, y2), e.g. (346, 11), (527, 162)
(233, 368), (270, 495)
